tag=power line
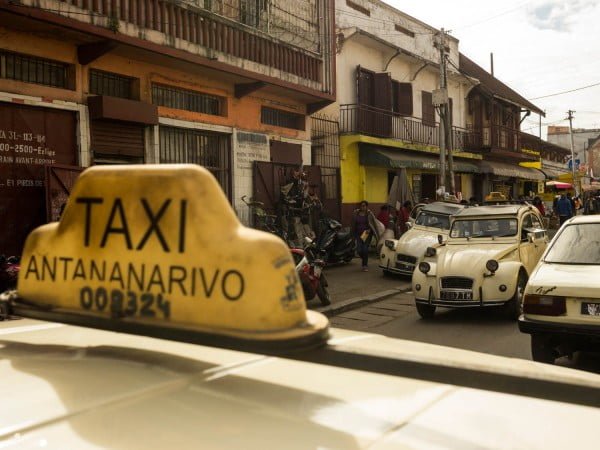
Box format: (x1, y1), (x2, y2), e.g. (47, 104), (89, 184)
(451, 1), (532, 31)
(528, 81), (600, 100)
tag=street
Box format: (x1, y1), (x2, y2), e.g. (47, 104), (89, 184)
(329, 289), (600, 374)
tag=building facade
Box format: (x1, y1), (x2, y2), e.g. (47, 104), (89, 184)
(0, 0), (335, 254)
(322, 0), (547, 224)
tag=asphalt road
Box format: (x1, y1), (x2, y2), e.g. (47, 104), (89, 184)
(330, 291), (600, 374)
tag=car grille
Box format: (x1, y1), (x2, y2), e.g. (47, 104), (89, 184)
(396, 254), (417, 264)
(441, 277), (473, 290)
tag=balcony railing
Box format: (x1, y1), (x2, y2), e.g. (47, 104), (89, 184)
(340, 104), (476, 151)
(464, 124), (521, 153)
(340, 104), (440, 147)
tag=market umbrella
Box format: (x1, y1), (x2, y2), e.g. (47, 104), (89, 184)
(388, 167), (415, 210)
(546, 181), (573, 189)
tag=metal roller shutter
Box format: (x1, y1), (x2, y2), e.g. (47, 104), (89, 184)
(90, 120), (145, 163)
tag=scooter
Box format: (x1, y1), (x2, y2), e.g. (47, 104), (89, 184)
(0, 255), (20, 293)
(291, 238), (330, 306)
(317, 218), (356, 265)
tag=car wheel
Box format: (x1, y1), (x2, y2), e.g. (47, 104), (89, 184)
(531, 334), (557, 364)
(416, 302), (436, 319)
(506, 272), (527, 320)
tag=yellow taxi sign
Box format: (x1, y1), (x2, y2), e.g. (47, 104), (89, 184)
(15, 165), (328, 350)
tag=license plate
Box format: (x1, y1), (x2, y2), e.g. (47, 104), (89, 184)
(581, 302), (600, 316)
(440, 290), (473, 301)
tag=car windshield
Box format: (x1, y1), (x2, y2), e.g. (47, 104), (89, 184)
(545, 223), (600, 264)
(415, 211), (450, 230)
(450, 218), (518, 238)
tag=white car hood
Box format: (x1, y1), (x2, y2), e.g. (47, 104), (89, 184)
(436, 242), (518, 276)
(396, 228), (446, 258)
(529, 262), (600, 298)
(1, 320), (599, 449)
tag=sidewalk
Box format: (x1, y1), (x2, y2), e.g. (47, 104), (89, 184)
(306, 257), (412, 316)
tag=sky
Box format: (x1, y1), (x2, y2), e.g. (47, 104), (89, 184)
(385, 0), (600, 139)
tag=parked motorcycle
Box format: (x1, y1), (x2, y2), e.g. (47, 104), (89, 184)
(0, 255), (20, 293)
(316, 218), (356, 265)
(291, 238), (330, 306)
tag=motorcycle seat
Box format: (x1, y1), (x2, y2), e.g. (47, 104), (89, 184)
(337, 231), (351, 240)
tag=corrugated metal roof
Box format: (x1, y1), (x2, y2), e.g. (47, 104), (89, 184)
(459, 53), (544, 116)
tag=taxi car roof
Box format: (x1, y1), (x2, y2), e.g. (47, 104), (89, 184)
(453, 204), (529, 217)
(420, 201), (465, 215)
(2, 318), (600, 449)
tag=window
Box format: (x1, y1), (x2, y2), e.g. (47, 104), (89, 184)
(346, 0), (370, 16)
(152, 84), (224, 116)
(89, 70), (136, 99)
(0, 51), (71, 89)
(394, 24), (415, 38)
(261, 107), (305, 130)
(159, 126), (231, 200)
(392, 81), (413, 116)
(421, 91), (435, 126)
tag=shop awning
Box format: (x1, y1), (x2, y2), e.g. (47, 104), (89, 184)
(538, 167), (568, 180)
(359, 147), (480, 173)
(477, 160), (545, 181)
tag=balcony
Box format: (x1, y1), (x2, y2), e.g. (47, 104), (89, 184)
(340, 104), (474, 151)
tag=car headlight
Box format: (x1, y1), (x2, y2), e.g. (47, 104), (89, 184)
(385, 239), (395, 250)
(425, 247), (436, 257)
(419, 262), (431, 274)
(486, 259), (499, 273)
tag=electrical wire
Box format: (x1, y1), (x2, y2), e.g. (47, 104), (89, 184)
(528, 81), (600, 100)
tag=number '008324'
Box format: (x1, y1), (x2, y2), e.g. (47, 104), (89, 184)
(79, 287), (171, 319)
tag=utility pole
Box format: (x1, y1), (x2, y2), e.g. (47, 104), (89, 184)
(567, 109), (578, 196)
(437, 28), (447, 198)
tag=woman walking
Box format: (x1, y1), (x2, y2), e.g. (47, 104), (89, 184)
(351, 200), (379, 272)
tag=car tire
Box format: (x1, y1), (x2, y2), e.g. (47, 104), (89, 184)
(416, 302), (436, 319)
(506, 272), (527, 320)
(316, 280), (331, 306)
(531, 334), (557, 364)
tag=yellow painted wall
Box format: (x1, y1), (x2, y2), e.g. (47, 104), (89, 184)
(364, 167), (389, 203)
(340, 136), (363, 203)
(460, 173), (473, 199)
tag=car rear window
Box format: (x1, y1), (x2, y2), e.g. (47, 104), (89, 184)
(545, 223), (600, 264)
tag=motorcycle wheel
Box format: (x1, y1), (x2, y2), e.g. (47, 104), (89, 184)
(316, 277), (331, 306)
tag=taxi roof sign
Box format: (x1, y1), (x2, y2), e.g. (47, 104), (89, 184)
(5, 165), (329, 352)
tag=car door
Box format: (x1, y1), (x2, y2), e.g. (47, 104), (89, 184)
(519, 213), (537, 274)
(530, 212), (548, 262)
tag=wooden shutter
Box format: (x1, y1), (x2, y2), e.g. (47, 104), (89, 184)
(448, 97), (453, 126)
(373, 72), (392, 110)
(421, 91), (434, 126)
(90, 120), (145, 158)
(356, 66), (374, 106)
(394, 82), (413, 116)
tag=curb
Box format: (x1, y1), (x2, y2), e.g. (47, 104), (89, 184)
(314, 286), (412, 317)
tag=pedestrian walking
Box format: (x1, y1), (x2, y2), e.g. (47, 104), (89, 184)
(376, 205), (392, 229)
(556, 194), (573, 226)
(351, 200), (379, 272)
(533, 196), (545, 217)
(397, 201), (413, 236)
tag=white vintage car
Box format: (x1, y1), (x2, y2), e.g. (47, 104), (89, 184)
(1, 167), (599, 449)
(379, 202), (465, 276)
(412, 204), (548, 319)
(519, 215), (600, 364)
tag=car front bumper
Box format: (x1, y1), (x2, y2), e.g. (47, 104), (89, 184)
(415, 298), (506, 308)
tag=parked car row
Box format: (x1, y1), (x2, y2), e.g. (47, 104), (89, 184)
(380, 201), (600, 365)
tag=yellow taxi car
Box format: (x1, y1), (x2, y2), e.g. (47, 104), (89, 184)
(520, 215), (600, 364)
(412, 204), (548, 319)
(379, 202), (465, 276)
(1, 166), (599, 449)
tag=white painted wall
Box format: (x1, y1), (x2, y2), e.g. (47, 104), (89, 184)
(325, 0), (470, 129)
